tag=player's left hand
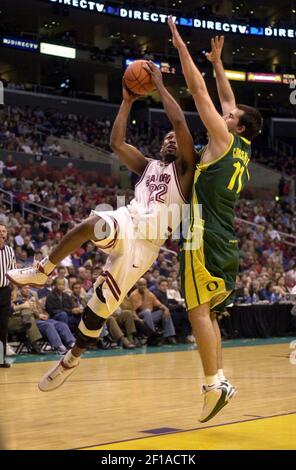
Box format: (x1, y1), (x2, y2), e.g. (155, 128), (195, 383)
(205, 36), (224, 63)
(143, 61), (163, 89)
(122, 80), (140, 102)
(168, 16), (185, 49)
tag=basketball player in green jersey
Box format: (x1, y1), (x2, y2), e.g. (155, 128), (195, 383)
(168, 18), (263, 422)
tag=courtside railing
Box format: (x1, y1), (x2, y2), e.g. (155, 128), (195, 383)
(0, 188), (62, 223)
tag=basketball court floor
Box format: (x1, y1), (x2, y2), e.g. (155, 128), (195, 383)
(1, 339), (296, 450)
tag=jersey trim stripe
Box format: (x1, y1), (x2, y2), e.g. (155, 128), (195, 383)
(199, 134), (234, 170)
(240, 136), (251, 145)
(172, 161), (188, 203)
(189, 248), (200, 307)
(105, 270), (121, 296)
(105, 278), (120, 301)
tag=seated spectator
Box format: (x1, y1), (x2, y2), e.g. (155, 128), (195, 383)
(154, 278), (194, 343)
(241, 287), (252, 304)
(15, 249), (30, 268)
(54, 266), (69, 288)
(105, 312), (136, 349)
(15, 227), (27, 247)
(80, 241), (96, 265)
(249, 280), (261, 303)
(4, 155), (17, 177)
(10, 290), (43, 354)
(0, 206), (8, 225)
(45, 278), (75, 326)
(129, 278), (176, 344)
(17, 286), (75, 354)
(259, 281), (280, 303)
(38, 277), (54, 302)
(77, 266), (93, 291)
(121, 295), (158, 345)
(234, 279), (245, 303)
(166, 279), (185, 305)
(69, 281), (86, 332)
(274, 276), (290, 297)
(22, 236), (35, 259)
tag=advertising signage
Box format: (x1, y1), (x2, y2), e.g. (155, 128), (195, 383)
(48, 0), (296, 39)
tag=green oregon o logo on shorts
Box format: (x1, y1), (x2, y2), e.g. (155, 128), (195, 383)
(206, 281), (219, 292)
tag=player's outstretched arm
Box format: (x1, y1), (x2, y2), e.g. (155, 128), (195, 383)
(110, 85), (148, 176)
(205, 36), (236, 115)
(168, 17), (231, 151)
(144, 61), (196, 169)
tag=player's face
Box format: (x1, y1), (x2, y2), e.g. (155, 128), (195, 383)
(160, 132), (178, 162)
(223, 108), (245, 134)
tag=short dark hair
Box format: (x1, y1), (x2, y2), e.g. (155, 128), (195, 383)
(237, 104), (263, 141)
(158, 277), (168, 286)
(72, 282), (81, 289)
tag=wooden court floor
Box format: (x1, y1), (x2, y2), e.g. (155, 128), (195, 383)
(0, 341), (296, 450)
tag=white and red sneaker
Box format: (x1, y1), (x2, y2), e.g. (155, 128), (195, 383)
(199, 382), (236, 423)
(6, 257), (51, 288)
(38, 354), (81, 392)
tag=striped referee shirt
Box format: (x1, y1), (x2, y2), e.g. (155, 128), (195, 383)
(0, 245), (16, 287)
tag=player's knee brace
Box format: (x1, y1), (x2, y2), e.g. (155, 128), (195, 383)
(76, 306), (107, 349)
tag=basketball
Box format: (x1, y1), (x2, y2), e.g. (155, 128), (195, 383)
(123, 60), (156, 96)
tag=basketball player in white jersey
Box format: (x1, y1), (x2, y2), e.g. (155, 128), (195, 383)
(7, 63), (197, 391)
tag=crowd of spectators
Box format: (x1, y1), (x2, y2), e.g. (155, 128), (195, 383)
(252, 148), (296, 179)
(0, 105), (294, 178)
(234, 199), (296, 303)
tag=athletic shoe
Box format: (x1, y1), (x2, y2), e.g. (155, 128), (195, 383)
(220, 379), (237, 401)
(55, 345), (68, 355)
(199, 382), (231, 423)
(38, 356), (80, 392)
(6, 344), (16, 356)
(7, 258), (49, 288)
(0, 361), (11, 368)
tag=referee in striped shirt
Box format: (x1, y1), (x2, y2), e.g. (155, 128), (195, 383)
(0, 224), (16, 368)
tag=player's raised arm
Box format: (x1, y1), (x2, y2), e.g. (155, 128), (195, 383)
(168, 17), (231, 151)
(110, 85), (149, 176)
(205, 36), (236, 115)
(144, 61), (196, 169)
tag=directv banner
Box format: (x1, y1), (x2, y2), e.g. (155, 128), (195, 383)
(1, 36), (39, 51)
(48, 0), (296, 38)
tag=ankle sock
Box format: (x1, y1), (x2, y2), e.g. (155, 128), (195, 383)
(204, 374), (219, 387)
(62, 350), (80, 368)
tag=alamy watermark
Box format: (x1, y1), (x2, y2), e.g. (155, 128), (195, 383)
(92, 198), (204, 250)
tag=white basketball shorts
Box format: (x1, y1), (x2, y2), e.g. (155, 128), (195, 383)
(90, 207), (160, 314)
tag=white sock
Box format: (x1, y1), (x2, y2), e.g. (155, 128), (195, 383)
(40, 257), (56, 275)
(204, 374), (219, 387)
(62, 350), (80, 368)
(218, 369), (226, 381)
